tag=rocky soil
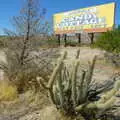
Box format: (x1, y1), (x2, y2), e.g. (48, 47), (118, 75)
(0, 47), (120, 120)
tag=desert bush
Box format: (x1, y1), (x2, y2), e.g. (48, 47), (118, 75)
(104, 52), (120, 67)
(0, 0), (59, 93)
(66, 41), (78, 47)
(93, 27), (120, 67)
(39, 49), (120, 120)
(0, 48), (59, 93)
(0, 81), (18, 101)
(93, 27), (120, 53)
(47, 35), (59, 48)
(0, 36), (6, 48)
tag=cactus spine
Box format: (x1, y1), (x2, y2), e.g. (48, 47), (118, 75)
(39, 48), (120, 119)
(75, 80), (120, 112)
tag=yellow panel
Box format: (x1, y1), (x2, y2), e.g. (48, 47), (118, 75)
(53, 2), (115, 34)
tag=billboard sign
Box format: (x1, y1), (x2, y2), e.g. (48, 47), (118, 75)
(53, 2), (115, 34)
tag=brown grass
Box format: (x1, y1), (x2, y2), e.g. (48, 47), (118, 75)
(0, 81), (18, 102)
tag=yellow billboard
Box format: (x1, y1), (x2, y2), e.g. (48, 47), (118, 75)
(53, 2), (115, 34)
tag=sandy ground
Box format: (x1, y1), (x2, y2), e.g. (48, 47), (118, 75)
(60, 47), (119, 82)
(0, 47), (120, 120)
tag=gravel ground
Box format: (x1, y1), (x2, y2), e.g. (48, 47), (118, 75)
(0, 47), (120, 120)
(60, 46), (119, 82)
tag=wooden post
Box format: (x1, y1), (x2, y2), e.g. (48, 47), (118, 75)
(78, 33), (81, 44)
(89, 33), (94, 44)
(64, 34), (67, 47)
(56, 34), (60, 46)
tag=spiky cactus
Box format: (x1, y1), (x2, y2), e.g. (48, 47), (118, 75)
(38, 49), (120, 120)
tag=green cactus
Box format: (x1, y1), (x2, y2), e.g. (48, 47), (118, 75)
(75, 80), (120, 112)
(57, 64), (64, 108)
(71, 60), (79, 107)
(47, 51), (67, 89)
(39, 49), (120, 120)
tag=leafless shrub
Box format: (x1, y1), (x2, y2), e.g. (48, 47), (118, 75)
(0, 0), (59, 93)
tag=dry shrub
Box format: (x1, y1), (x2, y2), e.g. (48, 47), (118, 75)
(0, 0), (59, 93)
(93, 27), (120, 53)
(0, 48), (59, 93)
(23, 90), (49, 106)
(104, 52), (120, 68)
(0, 81), (18, 101)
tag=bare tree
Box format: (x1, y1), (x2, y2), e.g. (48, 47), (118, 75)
(9, 0), (47, 65)
(0, 0), (58, 92)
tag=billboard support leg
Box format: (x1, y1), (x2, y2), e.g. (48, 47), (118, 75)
(89, 33), (94, 44)
(56, 34), (60, 46)
(64, 34), (67, 47)
(78, 33), (81, 45)
(58, 34), (60, 46)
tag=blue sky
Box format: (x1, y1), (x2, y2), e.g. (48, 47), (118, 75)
(0, 0), (120, 35)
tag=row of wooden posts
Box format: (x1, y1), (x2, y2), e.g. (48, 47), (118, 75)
(56, 33), (95, 46)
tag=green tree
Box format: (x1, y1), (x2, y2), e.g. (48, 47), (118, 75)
(94, 27), (120, 53)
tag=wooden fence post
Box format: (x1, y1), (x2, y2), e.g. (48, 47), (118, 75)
(56, 34), (60, 46)
(89, 33), (94, 44)
(78, 33), (81, 44)
(64, 34), (67, 47)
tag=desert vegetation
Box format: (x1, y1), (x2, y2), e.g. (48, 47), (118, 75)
(93, 27), (120, 67)
(93, 27), (120, 53)
(0, 0), (120, 120)
(0, 0), (58, 93)
(39, 49), (120, 120)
